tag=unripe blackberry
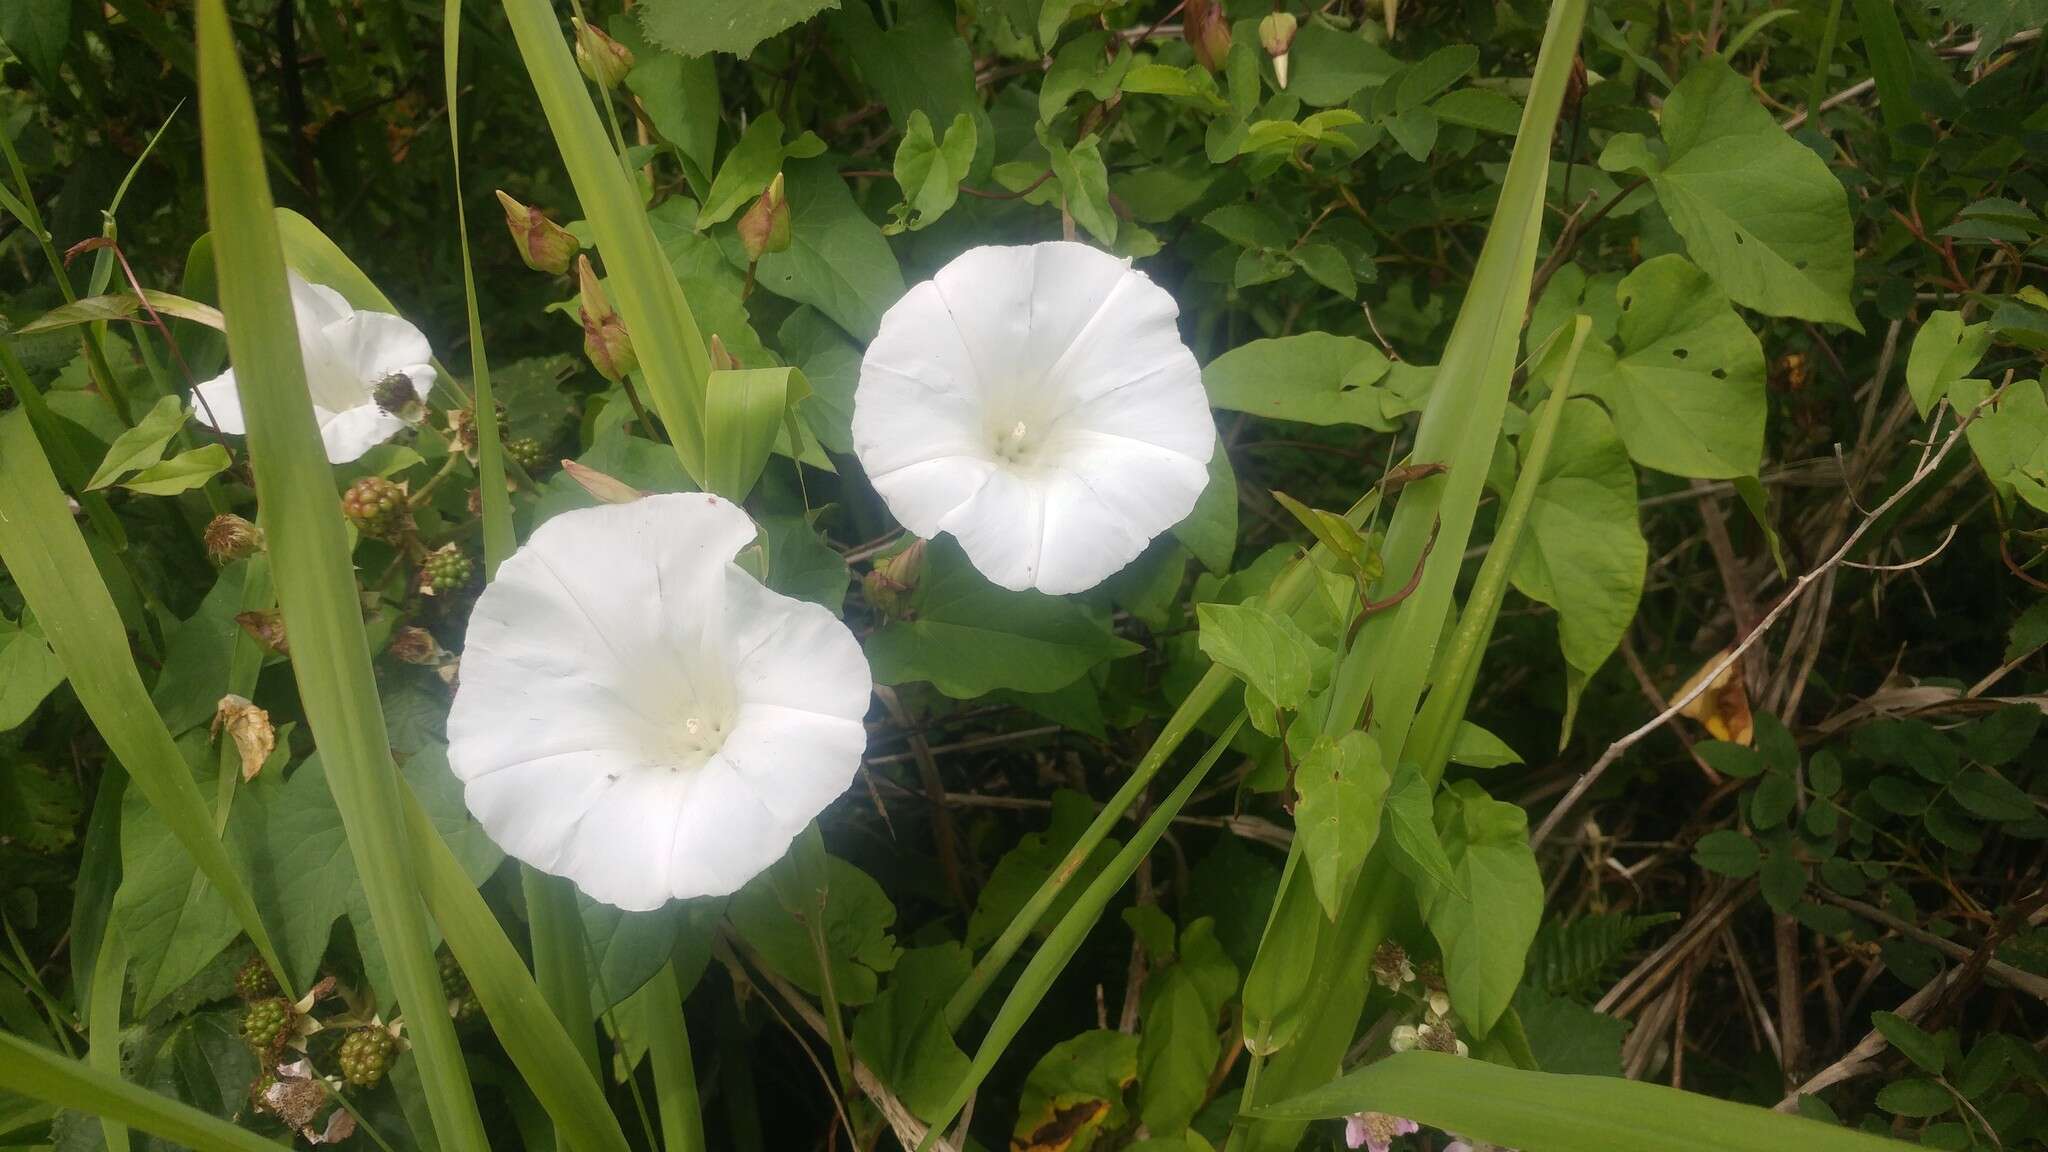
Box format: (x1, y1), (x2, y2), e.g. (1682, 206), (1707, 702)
(342, 476), (411, 541)
(241, 997), (292, 1052)
(337, 1028), (396, 1088)
(234, 955), (278, 1000)
(420, 546), (473, 595)
(438, 951), (469, 1000)
(505, 437), (548, 473)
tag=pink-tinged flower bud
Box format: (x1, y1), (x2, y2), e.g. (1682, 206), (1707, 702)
(737, 172), (791, 262)
(204, 514), (265, 566)
(1260, 12), (1298, 89)
(708, 333), (738, 373)
(861, 538), (925, 619)
(494, 189), (578, 275)
(1184, 0), (1232, 72)
(576, 255), (638, 382)
(571, 18), (634, 90)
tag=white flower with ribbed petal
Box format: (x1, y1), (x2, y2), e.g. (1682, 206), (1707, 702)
(192, 272), (435, 464)
(852, 242), (1216, 595)
(447, 494), (872, 911)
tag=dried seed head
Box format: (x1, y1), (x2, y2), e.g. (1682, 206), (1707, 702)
(204, 514), (265, 566)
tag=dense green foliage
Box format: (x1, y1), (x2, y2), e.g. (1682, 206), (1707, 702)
(2, 0), (2046, 1150)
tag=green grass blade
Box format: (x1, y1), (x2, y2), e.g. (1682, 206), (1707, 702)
(1252, 1051), (1909, 1152)
(523, 869), (600, 1077)
(498, 0), (713, 484)
(0, 1030), (283, 1152)
(1404, 317), (1593, 779)
(917, 717), (1248, 1150)
(645, 959), (708, 1152)
(399, 782), (636, 1152)
(88, 924), (131, 1152)
(0, 410), (286, 988)
(193, 3), (490, 1146)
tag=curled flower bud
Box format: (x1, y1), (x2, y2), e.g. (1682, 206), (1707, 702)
(204, 514), (265, 566)
(577, 255), (638, 383)
(708, 333), (738, 373)
(737, 172), (792, 262)
(571, 17), (634, 90)
(494, 190), (579, 275)
(861, 538), (926, 619)
(1184, 0), (1232, 72)
(1260, 12), (1298, 88)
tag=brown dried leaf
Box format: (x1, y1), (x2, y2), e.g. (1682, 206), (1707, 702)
(212, 694), (276, 782)
(1675, 648), (1754, 745)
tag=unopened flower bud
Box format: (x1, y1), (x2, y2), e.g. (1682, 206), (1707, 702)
(861, 538), (925, 619)
(577, 255), (638, 382)
(1184, 0), (1232, 72)
(708, 333), (738, 373)
(1260, 12), (1297, 89)
(237, 610), (289, 656)
(494, 190), (579, 275)
(571, 18), (634, 90)
(561, 459), (646, 504)
(372, 371), (426, 425)
(204, 514), (265, 566)
(737, 173), (791, 262)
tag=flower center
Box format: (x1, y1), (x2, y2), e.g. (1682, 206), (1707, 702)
(993, 420), (1033, 463)
(666, 711), (730, 770)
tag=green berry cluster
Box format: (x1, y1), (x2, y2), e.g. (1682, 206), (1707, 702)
(342, 476), (410, 540)
(337, 1028), (396, 1088)
(505, 436), (548, 472)
(440, 951), (483, 1023)
(422, 547), (473, 594)
(234, 955), (278, 1000)
(241, 997), (292, 1053)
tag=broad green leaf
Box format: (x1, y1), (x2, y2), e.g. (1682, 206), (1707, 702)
(1138, 967), (1221, 1134)
(1174, 444), (1239, 573)
(1294, 731), (1392, 917)
(86, 394), (187, 490)
(836, 4), (992, 177)
(728, 853), (900, 1005)
(1013, 1031), (1138, 1149)
(1197, 601), (1329, 733)
(758, 514), (851, 612)
(1203, 333), (1394, 429)
(1599, 58), (1859, 329)
(1692, 829), (1761, 877)
(638, 0), (838, 58)
(1040, 32), (1130, 123)
(1044, 128), (1118, 246)
(642, 198), (777, 369)
(620, 21), (719, 187)
(1872, 1012), (1947, 1075)
(0, 617), (64, 731)
(967, 791), (1120, 951)
(1285, 21), (1397, 107)
(1396, 44), (1480, 110)
(1254, 1049), (1910, 1152)
(1875, 1078), (1954, 1119)
(777, 306), (860, 453)
(1416, 780), (1543, 1035)
(119, 443), (231, 496)
(721, 157), (906, 341)
(0, 0), (69, 86)
(852, 943), (973, 1122)
(1434, 87), (1524, 134)
(580, 899), (681, 1012)
(1574, 255), (1766, 479)
(1383, 762), (1464, 899)
(1449, 722), (1522, 769)
(697, 111), (819, 229)
(111, 733), (241, 1013)
(867, 540), (1139, 697)
(1906, 310), (1992, 418)
(1515, 988), (1627, 1075)
(888, 111), (977, 233)
(1948, 376), (2048, 511)
(1507, 400), (1645, 738)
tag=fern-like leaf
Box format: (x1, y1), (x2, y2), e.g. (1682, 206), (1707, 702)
(1526, 912), (1680, 997)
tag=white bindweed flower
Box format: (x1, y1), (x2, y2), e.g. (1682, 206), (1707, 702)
(852, 242), (1216, 595)
(446, 494), (872, 911)
(193, 272), (435, 464)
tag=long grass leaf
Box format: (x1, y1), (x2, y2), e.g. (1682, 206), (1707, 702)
(0, 410), (285, 987)
(87, 924), (131, 1152)
(399, 782), (636, 1152)
(497, 0), (713, 483)
(193, 3), (489, 1145)
(645, 959), (708, 1152)
(1253, 1050), (1908, 1152)
(0, 1031), (283, 1152)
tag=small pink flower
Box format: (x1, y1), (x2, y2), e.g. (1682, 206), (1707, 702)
(1342, 1112), (1420, 1152)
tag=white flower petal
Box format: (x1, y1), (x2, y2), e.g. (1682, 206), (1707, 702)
(288, 273), (353, 331)
(853, 241), (1216, 594)
(448, 494), (871, 909)
(312, 404), (405, 463)
(324, 311), (436, 395)
(192, 369), (247, 435)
